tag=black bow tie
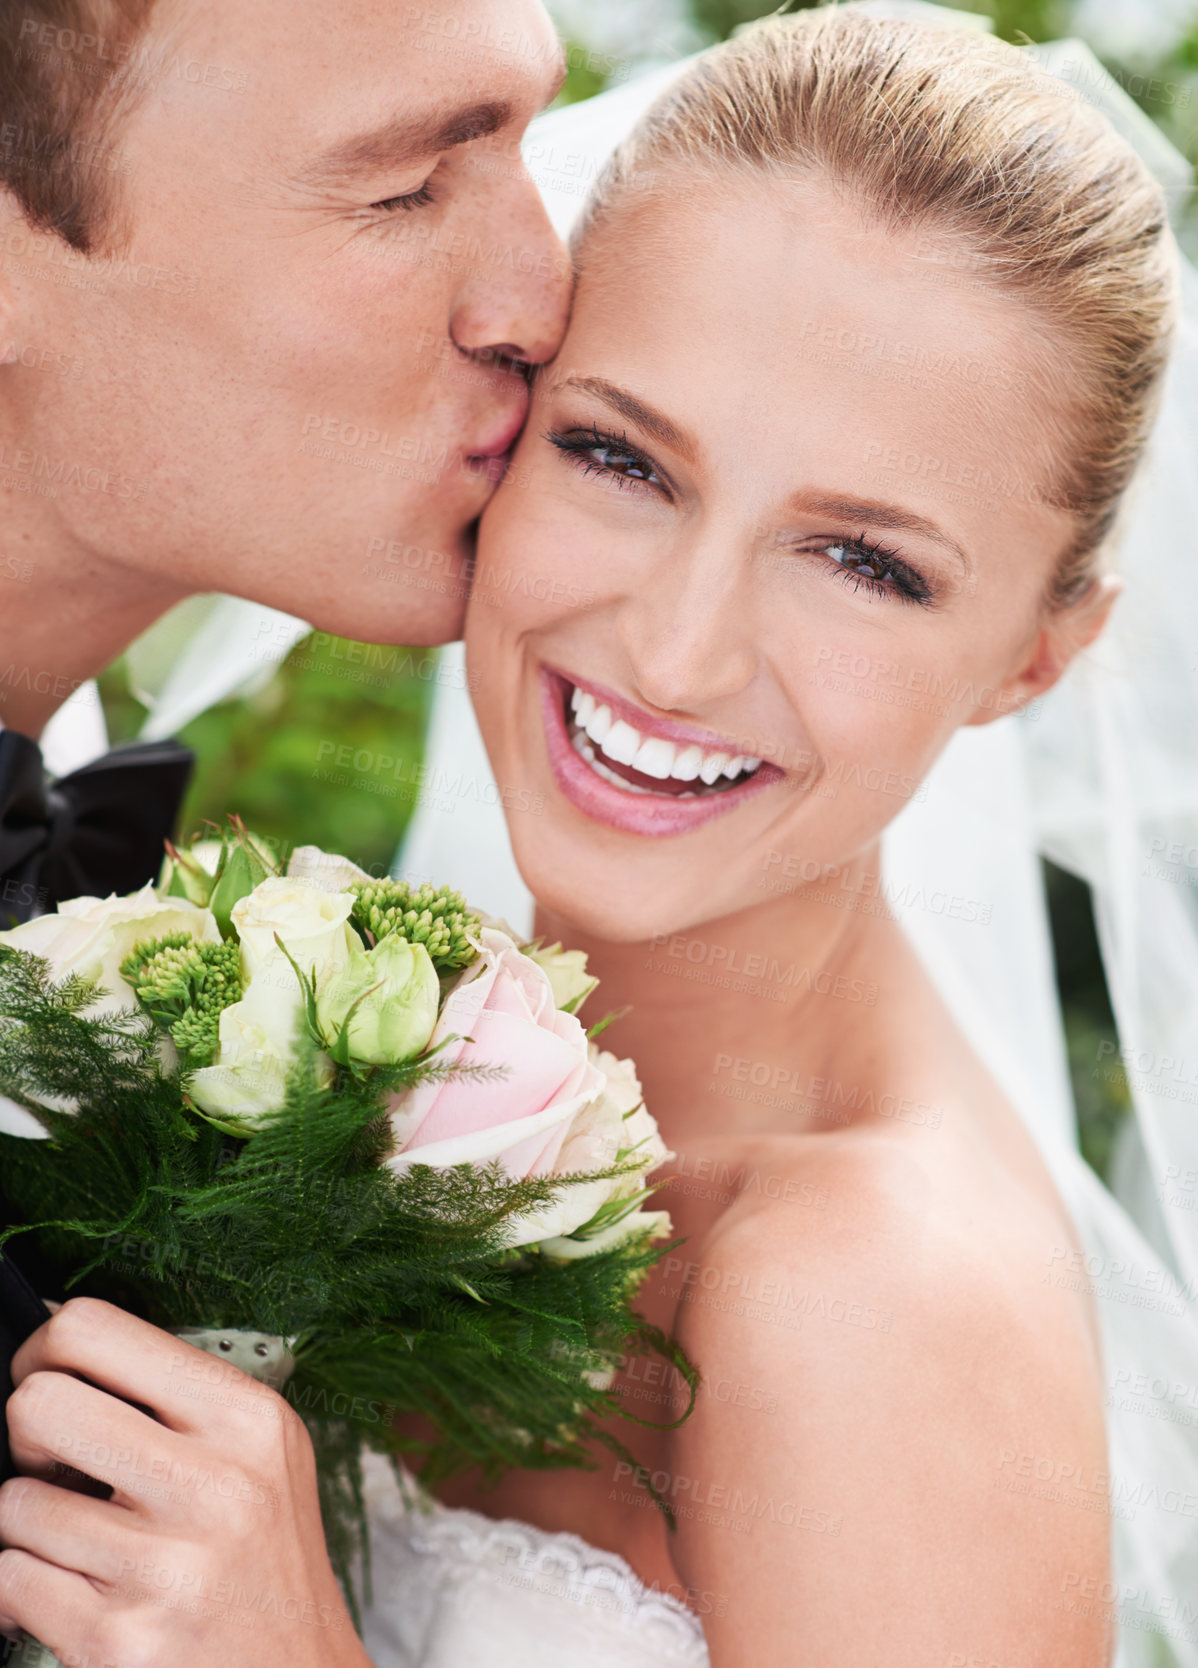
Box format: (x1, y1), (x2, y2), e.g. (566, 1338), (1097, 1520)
(0, 731), (194, 925)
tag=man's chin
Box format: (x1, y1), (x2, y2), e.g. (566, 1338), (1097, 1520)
(298, 513), (475, 645)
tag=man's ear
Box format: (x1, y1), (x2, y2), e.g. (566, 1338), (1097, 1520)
(963, 573), (1122, 727)
(0, 190), (24, 365)
(0, 284), (17, 365)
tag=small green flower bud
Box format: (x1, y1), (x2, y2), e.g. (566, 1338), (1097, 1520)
(316, 935), (440, 1065)
(349, 880), (480, 972)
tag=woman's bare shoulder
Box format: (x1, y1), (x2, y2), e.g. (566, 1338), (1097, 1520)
(661, 1133), (1112, 1666)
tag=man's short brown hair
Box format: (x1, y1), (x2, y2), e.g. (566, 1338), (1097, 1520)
(0, 0), (155, 251)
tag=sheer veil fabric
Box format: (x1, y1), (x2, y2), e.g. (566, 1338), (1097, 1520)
(398, 7), (1198, 1661)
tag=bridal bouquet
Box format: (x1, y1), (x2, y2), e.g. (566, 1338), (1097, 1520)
(0, 824), (687, 1596)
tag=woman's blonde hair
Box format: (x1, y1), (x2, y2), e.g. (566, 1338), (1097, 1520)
(579, 7), (1178, 607)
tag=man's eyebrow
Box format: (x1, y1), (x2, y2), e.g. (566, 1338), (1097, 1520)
(299, 100), (514, 189)
(562, 376), (697, 464)
(789, 491), (972, 573)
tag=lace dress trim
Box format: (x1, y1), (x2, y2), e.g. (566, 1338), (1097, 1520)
(360, 1450), (711, 1665)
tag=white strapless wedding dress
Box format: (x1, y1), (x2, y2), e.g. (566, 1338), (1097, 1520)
(357, 1452), (710, 1668)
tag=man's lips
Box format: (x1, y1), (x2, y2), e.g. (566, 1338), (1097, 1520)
(538, 668), (784, 839)
(465, 390), (529, 470)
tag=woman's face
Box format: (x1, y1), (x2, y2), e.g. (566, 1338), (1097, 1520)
(468, 176), (1092, 942)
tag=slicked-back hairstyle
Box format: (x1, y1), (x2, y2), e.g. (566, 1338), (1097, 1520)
(580, 8), (1178, 607)
(1, 0), (156, 251)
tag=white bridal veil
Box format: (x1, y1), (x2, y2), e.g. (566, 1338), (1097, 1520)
(132, 4), (1198, 1660)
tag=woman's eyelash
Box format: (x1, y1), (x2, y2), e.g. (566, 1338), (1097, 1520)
(807, 533), (934, 608)
(544, 423), (664, 491)
(545, 423), (932, 606)
(373, 182), (435, 214)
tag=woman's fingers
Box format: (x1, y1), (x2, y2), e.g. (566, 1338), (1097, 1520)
(0, 1475), (137, 1586)
(0, 1546), (104, 1658)
(6, 1367), (188, 1508)
(12, 1297), (282, 1442)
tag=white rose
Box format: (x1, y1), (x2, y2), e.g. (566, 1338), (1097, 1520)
(526, 942), (599, 1013)
(0, 886), (222, 1020)
(285, 846), (374, 896)
(537, 1208), (674, 1262)
(188, 948), (333, 1132)
(0, 1095), (50, 1139)
(231, 876), (358, 987)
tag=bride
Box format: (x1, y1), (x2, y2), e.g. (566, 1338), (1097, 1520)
(360, 8), (1195, 1668)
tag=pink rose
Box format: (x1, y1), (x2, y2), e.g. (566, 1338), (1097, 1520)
(386, 927), (605, 1184)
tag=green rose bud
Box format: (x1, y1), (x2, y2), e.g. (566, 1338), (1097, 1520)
(159, 839), (224, 908)
(208, 828), (280, 939)
(527, 942), (598, 1014)
(316, 934), (440, 1066)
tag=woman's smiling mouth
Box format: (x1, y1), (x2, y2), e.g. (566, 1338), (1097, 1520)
(539, 667), (785, 836)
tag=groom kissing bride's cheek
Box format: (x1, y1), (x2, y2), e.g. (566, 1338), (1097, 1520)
(0, 3), (1193, 1667)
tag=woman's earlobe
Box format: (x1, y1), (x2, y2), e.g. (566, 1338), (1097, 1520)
(964, 574), (1124, 728)
(1065, 572), (1124, 651)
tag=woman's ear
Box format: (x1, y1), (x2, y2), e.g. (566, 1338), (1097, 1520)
(964, 573), (1122, 727)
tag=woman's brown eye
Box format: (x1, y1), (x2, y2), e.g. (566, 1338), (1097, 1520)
(814, 537), (933, 607)
(826, 541), (891, 581)
(586, 443), (658, 483)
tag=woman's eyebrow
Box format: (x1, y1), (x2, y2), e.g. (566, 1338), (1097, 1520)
(789, 490), (973, 574)
(562, 376), (697, 463)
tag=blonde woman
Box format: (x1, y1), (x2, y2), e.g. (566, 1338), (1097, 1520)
(367, 10), (1197, 1668)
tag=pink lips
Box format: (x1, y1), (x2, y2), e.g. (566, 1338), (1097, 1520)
(465, 390), (530, 481)
(538, 668), (784, 839)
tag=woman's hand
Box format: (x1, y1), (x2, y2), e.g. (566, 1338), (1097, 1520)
(0, 1298), (373, 1667)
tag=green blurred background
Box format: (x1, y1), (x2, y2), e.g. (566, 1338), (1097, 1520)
(102, 0), (1198, 1185)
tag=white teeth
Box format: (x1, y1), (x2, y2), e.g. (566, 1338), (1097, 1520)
(601, 720), (641, 767)
(584, 703), (612, 746)
(699, 752), (731, 786)
(633, 736), (676, 779)
(572, 729), (652, 793)
(671, 745), (704, 782)
(565, 682), (765, 796)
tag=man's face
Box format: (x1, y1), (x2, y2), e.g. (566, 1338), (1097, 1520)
(1, 0), (572, 643)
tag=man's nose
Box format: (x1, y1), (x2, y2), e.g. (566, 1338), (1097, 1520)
(449, 170), (572, 368)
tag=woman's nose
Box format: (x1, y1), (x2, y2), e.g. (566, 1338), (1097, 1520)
(616, 537), (758, 718)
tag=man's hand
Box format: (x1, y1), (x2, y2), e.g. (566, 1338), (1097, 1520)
(0, 1298), (373, 1667)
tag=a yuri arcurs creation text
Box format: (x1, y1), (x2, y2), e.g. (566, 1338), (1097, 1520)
(0, 824), (689, 1604)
